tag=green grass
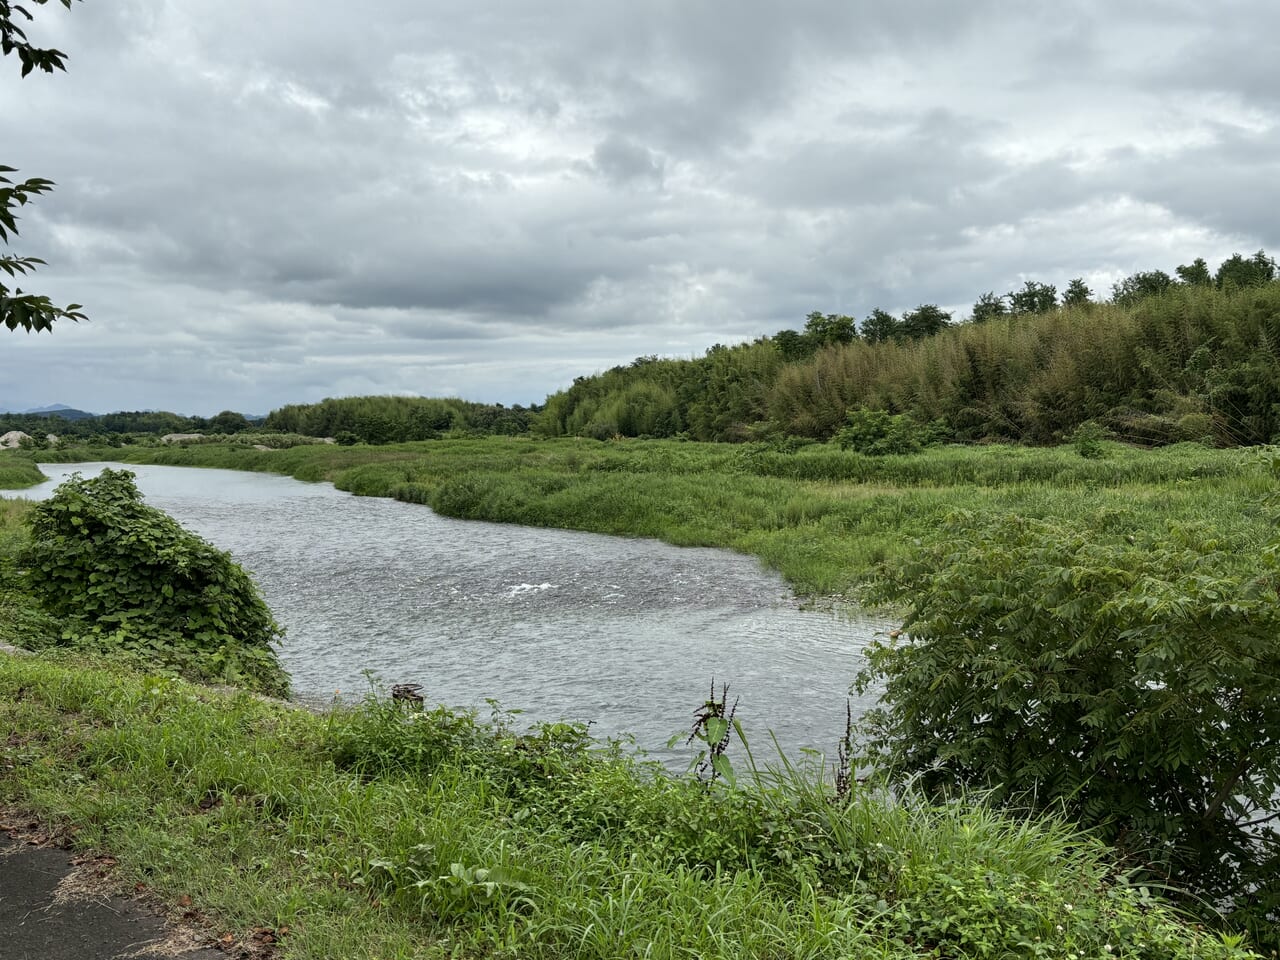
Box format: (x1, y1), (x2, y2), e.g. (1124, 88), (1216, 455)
(4, 440), (1276, 954)
(0, 655), (1258, 959)
(0, 454), (46, 489)
(22, 437), (1276, 595)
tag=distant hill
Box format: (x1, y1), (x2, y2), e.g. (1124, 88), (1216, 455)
(22, 404), (98, 420)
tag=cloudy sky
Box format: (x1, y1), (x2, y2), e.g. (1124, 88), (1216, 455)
(3, 1), (1278, 415)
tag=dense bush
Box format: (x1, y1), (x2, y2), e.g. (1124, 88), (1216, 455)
(831, 407), (949, 455)
(20, 469), (288, 694)
(857, 513), (1280, 942)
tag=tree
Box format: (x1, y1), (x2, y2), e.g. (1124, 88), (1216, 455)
(2, 0), (86, 334)
(1007, 280), (1056, 315)
(208, 410), (250, 434)
(1061, 277), (1093, 307)
(969, 291), (1006, 324)
(899, 303), (951, 341)
(1215, 249), (1276, 290)
(1175, 257), (1212, 287)
(860, 308), (900, 345)
(771, 328), (814, 363)
(858, 514), (1280, 934)
(803, 311), (858, 347)
(1111, 269), (1172, 307)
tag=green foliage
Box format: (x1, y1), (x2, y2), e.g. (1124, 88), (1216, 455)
(1008, 280), (1057, 315)
(2, 2), (86, 334)
(674, 680), (742, 787)
(1069, 419), (1110, 458)
(771, 327), (814, 362)
(0, 657), (1261, 959)
(900, 303), (952, 340)
(861, 307), (901, 344)
(970, 291), (1007, 323)
(833, 407), (949, 455)
(19, 469), (287, 694)
(0, 454), (45, 487)
(803, 310), (859, 346)
(206, 409), (250, 433)
(537, 266), (1280, 447)
(0, 496), (63, 647)
(30, 436), (1276, 600)
(265, 394), (536, 442)
(0, 168), (87, 334)
(1, 0), (78, 76)
(538, 340), (779, 442)
(1062, 277), (1093, 307)
(1111, 269), (1174, 307)
(0, 408), (224, 441)
(858, 513), (1280, 938)
(1215, 250), (1276, 290)
(1177, 257), (1213, 287)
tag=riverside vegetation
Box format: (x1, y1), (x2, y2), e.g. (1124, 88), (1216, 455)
(3, 267), (1280, 954)
(4, 262), (1280, 449)
(3, 438), (1280, 953)
(0, 655), (1264, 960)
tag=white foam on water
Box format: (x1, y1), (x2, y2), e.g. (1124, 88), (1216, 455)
(505, 582), (555, 599)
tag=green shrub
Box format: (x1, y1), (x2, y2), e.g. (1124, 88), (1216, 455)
(858, 513), (1280, 941)
(832, 408), (948, 455)
(20, 469), (288, 695)
(1069, 419), (1110, 458)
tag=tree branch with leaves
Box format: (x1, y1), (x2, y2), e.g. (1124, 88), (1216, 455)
(1, 0), (86, 334)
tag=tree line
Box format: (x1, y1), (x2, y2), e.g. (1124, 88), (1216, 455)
(0, 398), (543, 446)
(538, 250), (1280, 446)
(263, 395), (540, 444)
(5, 250), (1278, 449)
(0, 408), (259, 443)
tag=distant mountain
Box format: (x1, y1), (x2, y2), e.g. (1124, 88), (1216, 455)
(21, 404), (98, 420)
(0, 407), (98, 419)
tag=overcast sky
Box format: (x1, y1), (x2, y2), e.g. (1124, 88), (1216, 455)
(3, 1), (1278, 415)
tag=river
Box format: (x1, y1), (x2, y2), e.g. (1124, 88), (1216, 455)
(17, 463), (889, 763)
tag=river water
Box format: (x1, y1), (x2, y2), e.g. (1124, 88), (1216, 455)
(18, 463), (890, 762)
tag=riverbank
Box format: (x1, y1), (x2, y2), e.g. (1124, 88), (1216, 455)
(3, 440), (1277, 954)
(0, 652), (1257, 960)
(12, 437), (1276, 595)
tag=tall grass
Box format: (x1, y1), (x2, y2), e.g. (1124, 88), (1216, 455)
(23, 437), (1276, 595)
(0, 455), (46, 488)
(0, 656), (1258, 959)
(537, 282), (1280, 445)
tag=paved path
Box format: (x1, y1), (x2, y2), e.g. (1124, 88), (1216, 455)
(0, 831), (227, 960)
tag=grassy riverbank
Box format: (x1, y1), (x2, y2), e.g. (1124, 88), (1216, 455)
(4, 439), (1278, 953)
(0, 654), (1258, 959)
(14, 437), (1277, 595)
(0, 457), (46, 489)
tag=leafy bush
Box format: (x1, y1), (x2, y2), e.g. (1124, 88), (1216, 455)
(857, 513), (1280, 940)
(20, 469), (288, 695)
(832, 408), (949, 455)
(1069, 419), (1110, 458)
